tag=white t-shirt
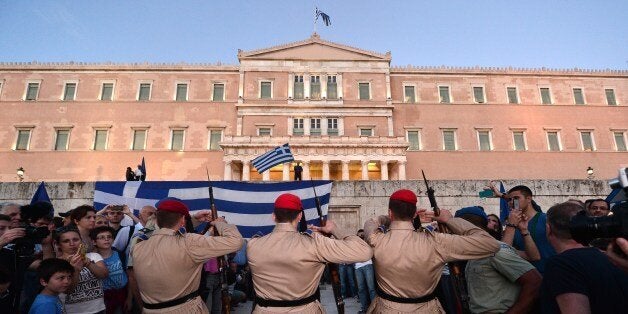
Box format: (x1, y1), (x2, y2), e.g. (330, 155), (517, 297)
(355, 259), (373, 269)
(113, 222), (142, 257)
(60, 252), (106, 314)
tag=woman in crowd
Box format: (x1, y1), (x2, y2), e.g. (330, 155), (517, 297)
(54, 227), (108, 314)
(487, 214), (503, 240)
(69, 205), (97, 252)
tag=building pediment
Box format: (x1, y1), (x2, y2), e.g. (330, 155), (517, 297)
(238, 33), (391, 62)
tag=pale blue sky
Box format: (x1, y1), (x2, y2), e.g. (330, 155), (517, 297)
(1, 0), (626, 69)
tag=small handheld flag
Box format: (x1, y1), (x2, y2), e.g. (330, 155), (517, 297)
(252, 143), (295, 174)
(139, 157), (146, 181)
(315, 7), (331, 26)
(499, 182), (509, 224)
(31, 181), (54, 216)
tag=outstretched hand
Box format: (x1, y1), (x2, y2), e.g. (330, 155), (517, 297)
(309, 220), (337, 234)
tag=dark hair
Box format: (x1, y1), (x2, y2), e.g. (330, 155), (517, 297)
(458, 213), (488, 231)
(508, 185), (533, 198)
(0, 214), (10, 222)
(273, 208), (300, 223)
(69, 205), (96, 224)
(20, 201), (53, 224)
(52, 217), (64, 229)
(0, 265), (11, 284)
(547, 202), (582, 240)
(53, 226), (81, 243)
(388, 199), (416, 221)
(487, 214), (503, 231)
(585, 198), (609, 210)
(155, 210), (183, 229)
(89, 226), (115, 240)
(37, 258), (74, 282)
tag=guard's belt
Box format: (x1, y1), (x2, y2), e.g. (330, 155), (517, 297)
(255, 289), (320, 307)
(142, 291), (199, 310)
(376, 285), (436, 304)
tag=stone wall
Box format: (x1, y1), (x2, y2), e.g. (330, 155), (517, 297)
(1, 180), (612, 221)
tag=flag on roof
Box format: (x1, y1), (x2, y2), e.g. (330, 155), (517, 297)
(315, 8), (331, 26)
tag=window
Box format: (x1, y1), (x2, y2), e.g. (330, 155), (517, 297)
(327, 118), (339, 136)
(327, 76), (337, 99)
(507, 87), (519, 104)
(573, 88), (585, 105)
(614, 132), (627, 151)
(547, 131), (561, 151)
(293, 118), (304, 135)
(258, 128), (271, 137)
(170, 130), (185, 151)
(404, 86), (416, 103)
(310, 76), (321, 99)
(25, 82), (40, 101)
(260, 81), (272, 99)
(512, 131), (526, 151)
(54, 129), (70, 151)
(443, 130), (456, 151)
(310, 118), (321, 136)
(208, 130), (222, 150)
(93, 130), (108, 151)
(15, 129), (32, 150)
(138, 83), (151, 101)
(478, 130), (492, 151)
(359, 128), (373, 137)
(132, 130), (147, 150)
(439, 86), (451, 103)
(63, 83), (77, 101)
(473, 86), (485, 103)
(606, 89), (617, 106)
(101, 83), (114, 101)
(176, 83), (188, 101)
(580, 131), (594, 151)
(407, 130), (420, 150)
(212, 83), (224, 102)
(359, 83), (370, 100)
(293, 76), (304, 100)
(540, 88), (552, 104)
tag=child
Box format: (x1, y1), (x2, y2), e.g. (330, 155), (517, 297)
(29, 258), (74, 314)
(90, 226), (128, 314)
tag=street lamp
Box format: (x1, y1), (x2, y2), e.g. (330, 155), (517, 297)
(16, 167), (25, 182)
(586, 167), (594, 180)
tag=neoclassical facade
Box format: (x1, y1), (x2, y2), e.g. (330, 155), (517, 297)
(1, 34), (626, 182)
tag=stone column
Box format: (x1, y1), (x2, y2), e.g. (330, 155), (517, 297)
(398, 161), (406, 180)
(322, 161), (330, 180)
(242, 160), (250, 181)
(262, 170), (270, 181)
(288, 73), (294, 99)
(361, 160), (369, 180)
(224, 160), (233, 180)
(303, 161), (310, 180)
(337, 74), (343, 99)
(380, 160), (389, 180)
(283, 163), (290, 181)
(341, 161), (350, 181)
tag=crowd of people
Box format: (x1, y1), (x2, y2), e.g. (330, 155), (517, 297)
(0, 182), (627, 314)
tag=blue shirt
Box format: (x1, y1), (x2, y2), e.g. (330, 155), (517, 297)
(29, 294), (63, 314)
(512, 212), (555, 273)
(102, 251), (128, 290)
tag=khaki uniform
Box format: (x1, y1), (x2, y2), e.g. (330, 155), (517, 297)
(247, 223), (373, 313)
(364, 218), (500, 314)
(132, 222), (243, 314)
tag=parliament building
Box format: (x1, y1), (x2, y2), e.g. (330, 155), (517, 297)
(1, 34), (626, 182)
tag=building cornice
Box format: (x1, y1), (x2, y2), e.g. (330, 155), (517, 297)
(391, 65), (628, 77)
(0, 61), (238, 72)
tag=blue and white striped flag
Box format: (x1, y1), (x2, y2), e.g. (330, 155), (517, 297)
(252, 143), (295, 174)
(93, 180), (332, 238)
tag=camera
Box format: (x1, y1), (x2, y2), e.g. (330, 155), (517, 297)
(569, 167), (628, 248)
(12, 224), (51, 257)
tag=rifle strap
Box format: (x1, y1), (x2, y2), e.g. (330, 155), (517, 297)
(255, 289), (320, 308)
(376, 284), (436, 304)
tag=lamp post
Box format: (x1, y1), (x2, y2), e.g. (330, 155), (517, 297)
(586, 167), (594, 180)
(17, 167), (25, 182)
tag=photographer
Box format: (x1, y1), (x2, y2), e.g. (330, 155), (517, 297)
(540, 202), (628, 313)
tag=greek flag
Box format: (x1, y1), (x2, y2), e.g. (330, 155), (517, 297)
(93, 180), (332, 238)
(252, 143), (295, 174)
(315, 8), (331, 26)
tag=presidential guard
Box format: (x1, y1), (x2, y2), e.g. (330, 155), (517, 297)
(132, 197), (243, 313)
(364, 189), (500, 313)
(247, 193), (373, 313)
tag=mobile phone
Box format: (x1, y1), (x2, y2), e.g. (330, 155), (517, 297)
(478, 190), (494, 198)
(513, 199), (520, 210)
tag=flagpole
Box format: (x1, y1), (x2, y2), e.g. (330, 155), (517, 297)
(313, 6), (317, 34)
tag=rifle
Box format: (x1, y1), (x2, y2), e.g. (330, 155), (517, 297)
(202, 168), (231, 314)
(421, 170), (469, 314)
(311, 180), (345, 314)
